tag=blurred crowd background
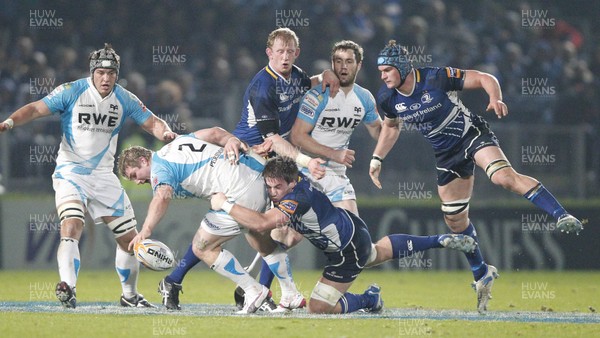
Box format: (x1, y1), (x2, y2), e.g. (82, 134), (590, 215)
(0, 0), (599, 199)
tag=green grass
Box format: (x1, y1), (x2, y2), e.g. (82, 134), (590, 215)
(1, 270), (599, 337)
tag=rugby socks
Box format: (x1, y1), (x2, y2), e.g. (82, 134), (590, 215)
(387, 234), (443, 259)
(115, 246), (139, 298)
(57, 237), (80, 288)
(524, 183), (568, 219)
(459, 223), (487, 281)
(166, 244), (201, 284)
(211, 249), (259, 293)
(258, 260), (275, 288)
(339, 292), (377, 313)
(263, 246), (298, 296)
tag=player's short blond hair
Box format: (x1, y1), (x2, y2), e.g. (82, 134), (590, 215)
(266, 28), (300, 49)
(117, 145), (152, 179)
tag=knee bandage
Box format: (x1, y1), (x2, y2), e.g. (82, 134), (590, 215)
(107, 216), (137, 238)
(310, 281), (343, 307)
(441, 198), (470, 215)
(57, 202), (85, 225)
(485, 159), (511, 180)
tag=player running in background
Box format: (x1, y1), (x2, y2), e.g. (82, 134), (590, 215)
(369, 40), (584, 313)
(0, 44), (177, 308)
(119, 128), (302, 314)
(157, 27), (339, 310)
(250, 40), (382, 296)
(211, 156), (477, 314)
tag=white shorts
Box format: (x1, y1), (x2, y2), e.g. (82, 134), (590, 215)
(200, 177), (268, 237)
(52, 170), (135, 224)
(300, 168), (356, 203)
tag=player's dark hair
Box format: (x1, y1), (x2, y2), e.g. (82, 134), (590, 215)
(331, 40), (363, 64)
(117, 145), (152, 179)
(263, 156), (298, 184)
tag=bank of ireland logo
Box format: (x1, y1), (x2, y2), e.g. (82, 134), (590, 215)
(409, 103), (421, 110)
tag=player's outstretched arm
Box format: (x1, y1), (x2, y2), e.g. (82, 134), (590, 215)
(463, 70), (508, 119)
(128, 184), (173, 250)
(369, 117), (401, 189)
(141, 114), (178, 142)
(290, 118), (355, 167)
(211, 192), (289, 232)
(0, 100), (51, 132)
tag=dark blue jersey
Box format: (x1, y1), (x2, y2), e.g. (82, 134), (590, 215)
(377, 67), (478, 153)
(233, 64), (311, 146)
(275, 175), (356, 253)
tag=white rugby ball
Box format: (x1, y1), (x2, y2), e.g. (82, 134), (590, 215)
(134, 239), (175, 271)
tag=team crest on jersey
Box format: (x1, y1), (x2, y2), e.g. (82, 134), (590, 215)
(395, 102), (408, 112)
(421, 92), (433, 104)
(278, 200), (298, 214)
(410, 103), (421, 110)
(446, 67), (461, 78)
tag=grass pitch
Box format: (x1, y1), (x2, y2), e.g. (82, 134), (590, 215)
(1, 269), (599, 337)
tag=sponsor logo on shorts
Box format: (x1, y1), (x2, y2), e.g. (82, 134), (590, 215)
(203, 217), (220, 230)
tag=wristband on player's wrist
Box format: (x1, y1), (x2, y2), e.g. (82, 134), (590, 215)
(295, 153), (312, 168)
(3, 118), (14, 129)
(221, 200), (234, 214)
(372, 155), (383, 163)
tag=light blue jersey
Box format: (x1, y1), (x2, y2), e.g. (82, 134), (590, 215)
(150, 134), (266, 200)
(43, 78), (151, 174)
(297, 84), (379, 175)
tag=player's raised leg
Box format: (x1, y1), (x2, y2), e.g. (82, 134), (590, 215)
(475, 146), (583, 234)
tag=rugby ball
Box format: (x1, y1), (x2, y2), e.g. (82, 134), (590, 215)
(134, 239), (175, 271)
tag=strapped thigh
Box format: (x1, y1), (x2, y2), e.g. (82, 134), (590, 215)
(107, 216), (137, 238)
(57, 202), (85, 225)
(310, 281), (343, 306)
(485, 159), (511, 180)
(441, 198), (470, 216)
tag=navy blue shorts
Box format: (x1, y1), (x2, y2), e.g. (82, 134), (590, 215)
(322, 211), (372, 283)
(435, 115), (499, 186)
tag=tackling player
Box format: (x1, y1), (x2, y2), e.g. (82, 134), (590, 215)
(0, 44), (177, 308)
(119, 128), (302, 314)
(211, 156), (477, 314)
(370, 40), (584, 313)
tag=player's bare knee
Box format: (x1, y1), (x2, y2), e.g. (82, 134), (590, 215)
(192, 235), (210, 258)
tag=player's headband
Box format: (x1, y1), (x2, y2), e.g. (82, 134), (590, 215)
(89, 43), (120, 74)
(377, 41), (412, 81)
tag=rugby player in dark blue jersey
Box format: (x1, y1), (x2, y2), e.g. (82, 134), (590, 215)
(210, 156), (476, 314)
(369, 40), (584, 313)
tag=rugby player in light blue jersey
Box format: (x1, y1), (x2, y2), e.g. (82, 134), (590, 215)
(370, 40), (583, 313)
(0, 44), (177, 309)
(119, 128), (301, 314)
